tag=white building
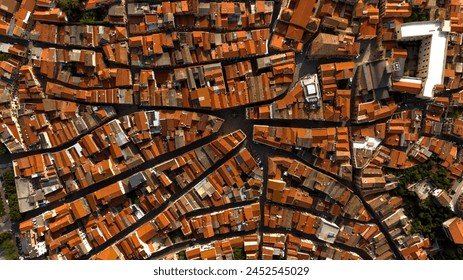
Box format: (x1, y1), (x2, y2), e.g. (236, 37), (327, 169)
(395, 20), (450, 98)
(315, 218), (340, 244)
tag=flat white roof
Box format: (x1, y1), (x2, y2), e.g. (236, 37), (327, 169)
(353, 137), (382, 151)
(397, 77), (422, 84)
(0, 43), (13, 53)
(315, 218), (339, 244)
(396, 21), (449, 98)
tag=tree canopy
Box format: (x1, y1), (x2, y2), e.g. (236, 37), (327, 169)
(177, 250), (186, 260)
(233, 247), (245, 260)
(389, 158), (462, 259)
(2, 169), (21, 221)
(0, 232), (18, 260)
(0, 53), (10, 61)
(55, 0), (107, 24)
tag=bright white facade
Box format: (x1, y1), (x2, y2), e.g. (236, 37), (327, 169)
(395, 21), (450, 98)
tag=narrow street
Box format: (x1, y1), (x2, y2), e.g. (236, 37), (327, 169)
(11, 48), (405, 260)
(148, 229), (259, 261)
(70, 100), (403, 260)
(212, 104), (403, 258)
(263, 227), (372, 260)
(21, 131), (220, 220)
(0, 0), (411, 262)
(80, 138), (247, 259)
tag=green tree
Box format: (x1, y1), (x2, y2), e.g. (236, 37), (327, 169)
(2, 169), (21, 221)
(177, 250), (186, 260)
(0, 232), (9, 243)
(0, 196), (4, 216)
(3, 169), (14, 186)
(79, 10), (108, 24)
(405, 9), (428, 23)
(0, 233), (18, 260)
(0, 53), (10, 61)
(55, 0), (79, 11)
(233, 247), (245, 260)
(387, 156), (463, 258)
(451, 107), (463, 119)
(0, 142), (7, 155)
(55, 0), (108, 24)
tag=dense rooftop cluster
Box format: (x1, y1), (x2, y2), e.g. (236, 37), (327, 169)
(12, 110), (223, 213)
(2, 0), (463, 261)
(253, 125), (352, 180)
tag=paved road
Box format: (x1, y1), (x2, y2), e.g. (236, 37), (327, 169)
(21, 132), (220, 220)
(149, 229), (259, 260)
(263, 227), (372, 260)
(80, 138), (247, 259)
(2, 1), (408, 261)
(210, 99), (403, 258)
(0, 220), (12, 233)
(0, 154), (12, 167)
(12, 75), (405, 260)
(0, 35), (29, 47)
(75, 51), (405, 260)
(76, 101), (403, 260)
